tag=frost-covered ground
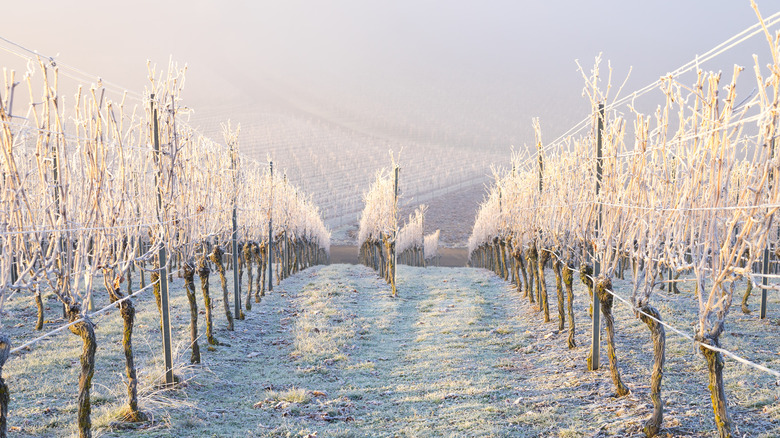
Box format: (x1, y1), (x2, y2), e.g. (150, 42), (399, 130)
(3, 264), (780, 437)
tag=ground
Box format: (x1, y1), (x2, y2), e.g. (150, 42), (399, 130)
(2, 263), (780, 437)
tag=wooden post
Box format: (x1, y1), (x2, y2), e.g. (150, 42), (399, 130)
(267, 161), (273, 292)
(9, 254), (16, 285)
(49, 114), (68, 319)
(591, 102), (605, 371)
(421, 212), (425, 268)
(761, 134), (775, 319)
(499, 188), (509, 279)
(761, 246), (769, 319)
(537, 145), (543, 193)
(392, 165), (399, 295)
(230, 141), (241, 319)
(151, 94), (174, 385)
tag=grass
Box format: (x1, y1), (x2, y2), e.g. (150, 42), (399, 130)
(263, 387), (310, 404)
(494, 326), (514, 335)
(2, 263), (780, 436)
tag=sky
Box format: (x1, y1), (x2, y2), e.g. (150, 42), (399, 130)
(3, 1), (780, 159)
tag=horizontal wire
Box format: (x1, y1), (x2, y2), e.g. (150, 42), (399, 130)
(0, 210), (216, 237)
(514, 8), (780, 173)
(586, 271), (780, 379)
(502, 245), (780, 379)
(9, 279), (159, 354)
(0, 35), (145, 101)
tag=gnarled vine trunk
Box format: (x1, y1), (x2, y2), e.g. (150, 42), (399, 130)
(105, 273), (145, 423)
(151, 269), (162, 318)
(209, 246), (234, 331)
(237, 246), (245, 319)
(537, 249), (550, 322)
(561, 264), (576, 349)
(580, 263), (594, 317)
(119, 300), (143, 421)
(671, 272), (681, 294)
(139, 259), (146, 289)
(595, 276), (629, 397)
(700, 336), (731, 438)
(383, 236), (396, 296)
(513, 247), (527, 294)
(740, 251), (752, 314)
(34, 286), (44, 330)
(741, 279), (752, 314)
(377, 240), (385, 278)
(67, 309), (97, 438)
(243, 242), (253, 310)
(255, 242), (264, 302)
(639, 305), (665, 437)
(500, 239), (509, 281)
(0, 335), (9, 438)
(553, 259), (565, 331)
(182, 261), (201, 364)
(493, 237), (504, 279)
(260, 242), (268, 297)
(525, 246), (537, 305)
(198, 255), (218, 347)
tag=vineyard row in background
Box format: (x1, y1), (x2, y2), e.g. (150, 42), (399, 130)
(357, 161), (442, 297)
(0, 57), (330, 438)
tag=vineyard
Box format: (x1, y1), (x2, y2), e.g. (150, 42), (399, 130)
(2, 2), (780, 438)
(0, 55), (329, 437)
(468, 4), (780, 437)
(189, 100), (502, 229)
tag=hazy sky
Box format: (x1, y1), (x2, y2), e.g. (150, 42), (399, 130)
(3, 1), (779, 154)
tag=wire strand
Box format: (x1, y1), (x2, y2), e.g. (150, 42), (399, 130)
(9, 280), (159, 354)
(507, 246), (780, 380)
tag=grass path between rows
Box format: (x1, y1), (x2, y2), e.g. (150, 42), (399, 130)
(132, 264), (536, 437)
(100, 263), (780, 437)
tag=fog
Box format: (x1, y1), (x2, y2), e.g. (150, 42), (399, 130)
(5, 1), (775, 143)
(3, 1), (779, 224)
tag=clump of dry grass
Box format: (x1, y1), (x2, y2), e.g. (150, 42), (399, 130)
(262, 387), (311, 405)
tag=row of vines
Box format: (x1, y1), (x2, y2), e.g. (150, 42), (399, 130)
(396, 205), (440, 267)
(468, 5), (780, 437)
(358, 163), (400, 295)
(357, 159), (442, 294)
(0, 58), (330, 437)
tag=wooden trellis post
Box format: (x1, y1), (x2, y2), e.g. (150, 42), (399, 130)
(230, 141), (241, 320)
(268, 160), (274, 292)
(392, 165), (399, 296)
(590, 102), (605, 371)
(761, 133), (775, 319)
(151, 94), (174, 385)
(421, 210), (425, 267)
